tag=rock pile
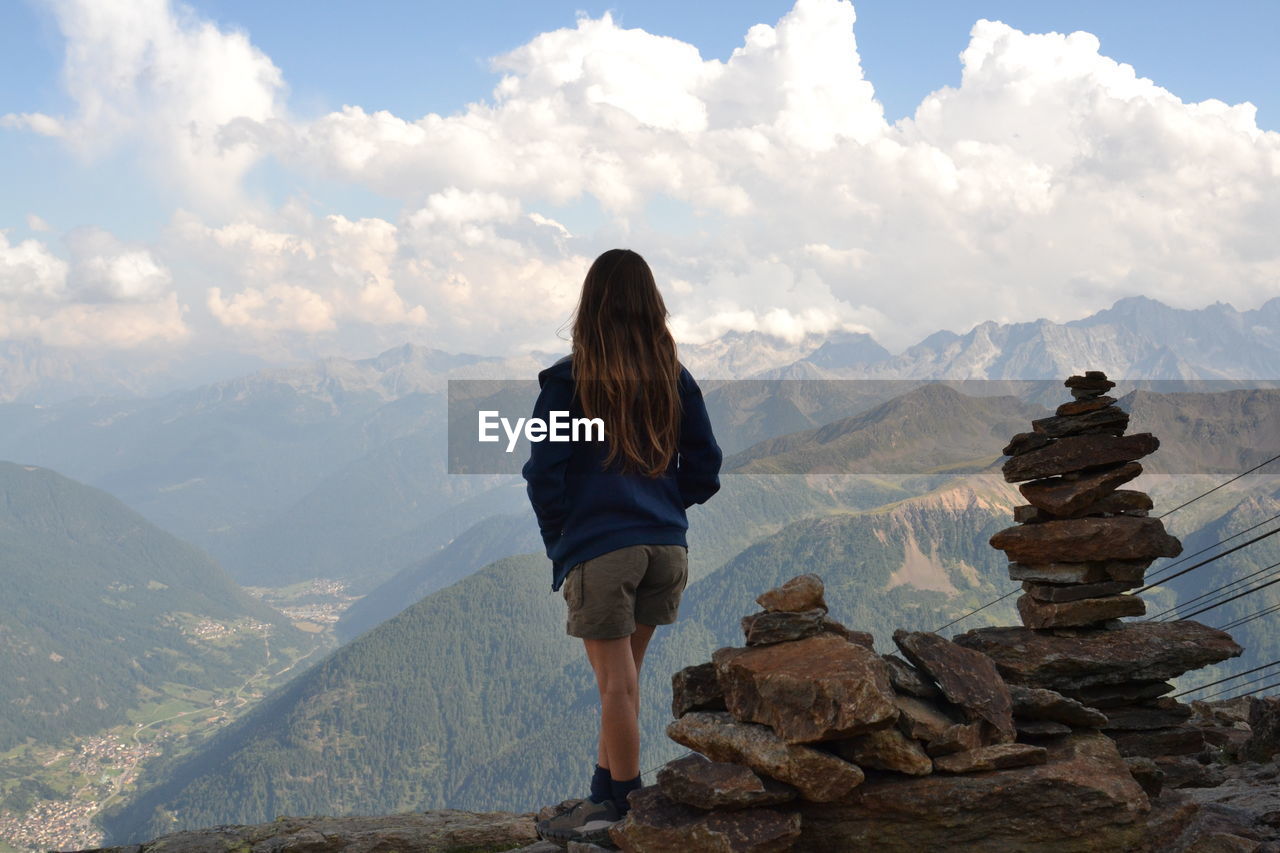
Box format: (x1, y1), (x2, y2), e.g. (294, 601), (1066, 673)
(994, 371), (1181, 629)
(609, 574), (1155, 852)
(955, 370), (1245, 789)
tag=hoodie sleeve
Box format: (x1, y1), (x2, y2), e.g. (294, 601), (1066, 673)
(676, 368), (723, 508)
(521, 374), (575, 552)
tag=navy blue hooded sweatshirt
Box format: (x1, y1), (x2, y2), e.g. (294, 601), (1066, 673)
(521, 355), (723, 592)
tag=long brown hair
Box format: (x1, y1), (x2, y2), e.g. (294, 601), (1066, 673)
(571, 249), (681, 477)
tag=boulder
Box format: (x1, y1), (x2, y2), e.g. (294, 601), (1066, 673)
(1028, 407), (1130, 439)
(990, 516), (1182, 564)
(672, 661), (726, 718)
(666, 712), (865, 802)
(1057, 395), (1117, 416)
(1017, 461), (1142, 517)
(1016, 592), (1146, 628)
(951, 621), (1243, 691)
(1008, 684), (1109, 727)
(792, 731), (1150, 852)
(656, 754), (797, 811)
(740, 608), (825, 646)
(1066, 373), (1117, 393)
(609, 786), (801, 853)
(1002, 433), (1157, 481)
(714, 634), (898, 743)
(1242, 696), (1280, 763)
(1008, 559), (1151, 584)
(932, 742), (1048, 773)
(831, 727), (933, 775)
(755, 574), (827, 613)
(882, 653), (944, 701)
(893, 694), (963, 743)
(1022, 579), (1139, 603)
(923, 721), (988, 756)
(892, 630), (1016, 742)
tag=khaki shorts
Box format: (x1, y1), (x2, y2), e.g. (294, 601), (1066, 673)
(562, 544), (689, 639)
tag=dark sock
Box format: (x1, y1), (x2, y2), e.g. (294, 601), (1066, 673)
(589, 764), (613, 804)
(610, 774), (642, 814)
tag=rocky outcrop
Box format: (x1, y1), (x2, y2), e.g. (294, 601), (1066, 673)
(611, 574), (1158, 852)
(74, 812), (540, 853)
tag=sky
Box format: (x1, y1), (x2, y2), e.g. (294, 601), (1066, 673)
(1, 0), (1278, 363)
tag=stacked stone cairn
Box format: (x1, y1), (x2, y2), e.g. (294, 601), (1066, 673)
(609, 574), (1164, 852)
(953, 370), (1245, 791)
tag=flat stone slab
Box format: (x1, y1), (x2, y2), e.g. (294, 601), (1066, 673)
(1101, 698), (1193, 731)
(990, 515), (1182, 564)
(1018, 461), (1142, 517)
(892, 630), (1016, 742)
(714, 634), (898, 743)
(791, 732), (1150, 853)
(1016, 592), (1146, 628)
(1008, 559), (1151, 584)
(666, 712), (865, 802)
(1110, 725), (1207, 758)
(740, 608), (826, 645)
(1028, 407), (1130, 440)
(610, 786), (801, 853)
(932, 742), (1048, 773)
(1013, 489), (1153, 523)
(951, 621), (1243, 691)
(1063, 681), (1177, 709)
(1008, 684), (1108, 727)
(882, 653), (944, 701)
(1015, 719), (1073, 738)
(1002, 433), (1157, 482)
(1022, 579), (1140, 603)
(656, 754), (797, 811)
(1056, 395), (1116, 416)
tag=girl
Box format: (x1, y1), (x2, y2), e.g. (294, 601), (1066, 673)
(522, 248), (722, 845)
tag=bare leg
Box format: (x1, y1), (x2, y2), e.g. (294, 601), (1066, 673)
(596, 622), (660, 768)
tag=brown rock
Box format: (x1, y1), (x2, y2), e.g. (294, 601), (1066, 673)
(1003, 431), (1053, 457)
(1066, 373), (1116, 392)
(1064, 681), (1177, 709)
(923, 721), (987, 756)
(1018, 461), (1142, 517)
(714, 634), (898, 743)
(755, 574), (827, 613)
(892, 630), (1016, 742)
(831, 727), (933, 775)
(1242, 696), (1280, 763)
(990, 515), (1182, 564)
(951, 621), (1243, 691)
(1057, 395), (1117, 416)
(1015, 719), (1073, 739)
(1123, 755), (1165, 798)
(609, 786), (801, 853)
(792, 731), (1150, 852)
(1008, 684), (1109, 727)
(882, 653), (943, 701)
(1152, 755), (1227, 789)
(655, 754), (797, 811)
(1017, 592), (1146, 628)
(740, 608), (825, 646)
(1101, 698), (1194, 731)
(932, 742), (1048, 773)
(820, 617), (874, 648)
(1002, 433), (1157, 482)
(672, 661), (726, 718)
(1008, 559), (1151, 585)
(893, 694), (962, 742)
(666, 712), (865, 802)
(1109, 725), (1207, 758)
(1014, 489), (1155, 523)
(1023, 579), (1139, 602)
(1030, 407), (1130, 439)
